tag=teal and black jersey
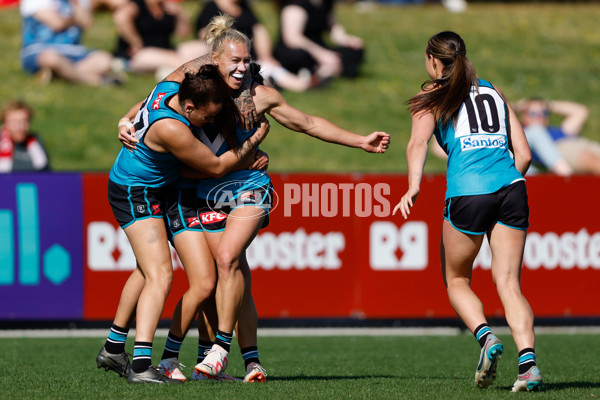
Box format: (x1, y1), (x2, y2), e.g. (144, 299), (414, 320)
(195, 123), (272, 201)
(435, 78), (524, 200)
(109, 81), (201, 187)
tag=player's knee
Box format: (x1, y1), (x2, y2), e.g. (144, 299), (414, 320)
(446, 275), (470, 288)
(146, 267), (173, 293)
(216, 248), (239, 271)
(188, 279), (216, 302)
(494, 277), (521, 295)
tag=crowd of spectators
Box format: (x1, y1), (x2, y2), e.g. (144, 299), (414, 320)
(2, 0), (598, 177)
(2, 0), (369, 171)
(15, 0), (367, 88)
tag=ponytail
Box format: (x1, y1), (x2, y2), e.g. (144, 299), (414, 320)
(204, 14), (252, 60)
(407, 31), (478, 127)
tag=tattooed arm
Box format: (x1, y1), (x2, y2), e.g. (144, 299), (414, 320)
(233, 87), (258, 130)
(232, 62), (263, 130)
(163, 53), (213, 82)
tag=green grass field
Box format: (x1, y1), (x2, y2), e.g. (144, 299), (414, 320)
(1, 333), (599, 399)
(1, 2), (600, 172)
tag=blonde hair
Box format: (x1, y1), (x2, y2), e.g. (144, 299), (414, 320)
(204, 14), (252, 60)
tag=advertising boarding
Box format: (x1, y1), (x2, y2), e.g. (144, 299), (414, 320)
(0, 174), (83, 320)
(83, 173), (600, 321)
(2, 172), (599, 321)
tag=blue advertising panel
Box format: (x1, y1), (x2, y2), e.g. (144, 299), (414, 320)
(0, 173), (83, 319)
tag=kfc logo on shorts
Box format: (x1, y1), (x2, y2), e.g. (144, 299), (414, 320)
(152, 93), (166, 110)
(200, 211), (227, 224)
(187, 216), (200, 227)
(151, 204), (161, 214)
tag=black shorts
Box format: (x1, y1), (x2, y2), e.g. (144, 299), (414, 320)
(107, 180), (165, 228)
(443, 181), (529, 235)
(164, 187), (203, 241)
(198, 186), (272, 232)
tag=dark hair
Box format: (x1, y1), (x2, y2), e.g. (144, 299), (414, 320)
(407, 31), (478, 127)
(179, 64), (238, 148)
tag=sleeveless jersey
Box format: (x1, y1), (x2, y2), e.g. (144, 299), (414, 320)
(195, 123), (272, 200)
(109, 81), (199, 187)
(435, 79), (524, 200)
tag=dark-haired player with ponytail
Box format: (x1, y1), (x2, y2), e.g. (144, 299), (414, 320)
(393, 31), (542, 392)
(97, 64), (269, 384)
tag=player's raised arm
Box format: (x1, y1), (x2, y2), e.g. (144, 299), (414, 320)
(255, 84), (390, 153)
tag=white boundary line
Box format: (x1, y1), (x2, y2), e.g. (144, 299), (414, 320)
(1, 326), (600, 338)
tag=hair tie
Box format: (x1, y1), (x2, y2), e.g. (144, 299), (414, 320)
(454, 50), (465, 58)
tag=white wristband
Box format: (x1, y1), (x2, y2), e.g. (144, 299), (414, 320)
(118, 118), (133, 128)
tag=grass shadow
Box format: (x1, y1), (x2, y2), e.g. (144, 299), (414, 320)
(268, 375), (467, 382)
(268, 374), (396, 382)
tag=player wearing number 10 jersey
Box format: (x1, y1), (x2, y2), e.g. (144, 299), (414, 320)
(393, 31), (543, 392)
(434, 78), (524, 201)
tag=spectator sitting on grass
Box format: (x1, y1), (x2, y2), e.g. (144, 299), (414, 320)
(516, 98), (600, 175)
(112, 0), (208, 81)
(20, 0), (125, 86)
(273, 0), (365, 83)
